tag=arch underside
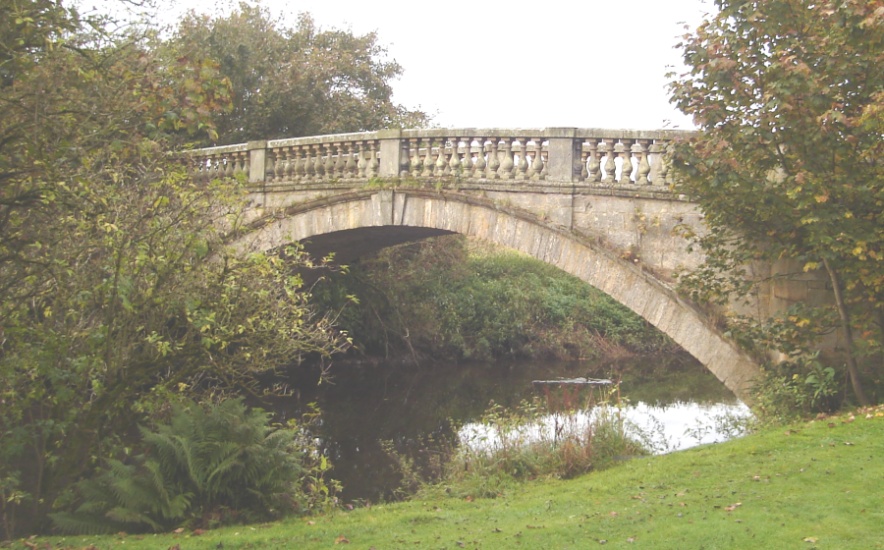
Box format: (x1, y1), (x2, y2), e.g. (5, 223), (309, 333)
(236, 189), (760, 401)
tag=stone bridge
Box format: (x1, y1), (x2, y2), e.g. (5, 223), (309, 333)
(188, 128), (825, 402)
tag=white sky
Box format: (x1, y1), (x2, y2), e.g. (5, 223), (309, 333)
(101, 0), (716, 131)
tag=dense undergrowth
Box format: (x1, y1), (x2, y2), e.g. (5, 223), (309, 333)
(312, 235), (677, 362)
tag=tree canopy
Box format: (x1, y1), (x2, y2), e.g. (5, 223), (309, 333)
(167, 3), (430, 145)
(669, 0), (884, 408)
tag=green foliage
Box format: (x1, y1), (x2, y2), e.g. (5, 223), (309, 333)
(669, 0), (884, 406)
(167, 2), (429, 144)
(50, 398), (338, 534)
(753, 352), (843, 422)
(0, 3), (348, 537)
(313, 236), (674, 362)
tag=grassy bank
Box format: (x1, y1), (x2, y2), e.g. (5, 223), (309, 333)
(18, 406), (884, 549)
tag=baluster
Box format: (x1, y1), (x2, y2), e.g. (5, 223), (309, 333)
(498, 138), (515, 180)
(343, 143), (357, 179)
(272, 148), (283, 182)
(487, 138), (501, 179)
(619, 139), (634, 185)
(462, 137), (475, 177)
(320, 144), (332, 180)
(303, 145), (315, 181)
(230, 151), (243, 180)
(473, 137), (486, 178)
(648, 141), (664, 185)
(515, 139), (528, 180)
(329, 143), (341, 179)
(434, 139), (447, 177)
(281, 147), (293, 182)
(526, 139), (541, 180)
(289, 146), (302, 182)
(210, 157), (217, 180)
(636, 140), (651, 185)
(585, 139), (600, 183)
(191, 156), (202, 182)
(539, 146), (548, 179)
(399, 140), (410, 177)
(313, 144), (325, 180)
(356, 141), (368, 178)
(578, 143), (589, 182)
(601, 139), (616, 184)
(367, 141), (380, 179)
(659, 148), (672, 186)
(202, 156), (213, 182)
(409, 138), (421, 178)
(264, 149), (277, 182)
(447, 138), (461, 176)
(235, 151), (247, 180)
(421, 139), (434, 178)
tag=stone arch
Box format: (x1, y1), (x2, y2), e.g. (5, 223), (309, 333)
(234, 188), (760, 401)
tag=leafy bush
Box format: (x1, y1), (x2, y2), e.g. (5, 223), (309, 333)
(752, 352), (844, 422)
(50, 398), (337, 534)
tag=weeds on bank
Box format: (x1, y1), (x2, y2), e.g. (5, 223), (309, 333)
(388, 384), (650, 500)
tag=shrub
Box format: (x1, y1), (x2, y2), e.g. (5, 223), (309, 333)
(50, 398), (337, 534)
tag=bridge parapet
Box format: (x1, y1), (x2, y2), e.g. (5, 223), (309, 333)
(188, 128), (691, 191)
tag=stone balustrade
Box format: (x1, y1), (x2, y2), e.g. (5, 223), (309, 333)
(187, 128), (690, 189)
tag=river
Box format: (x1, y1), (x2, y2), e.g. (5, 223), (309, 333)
(268, 354), (751, 502)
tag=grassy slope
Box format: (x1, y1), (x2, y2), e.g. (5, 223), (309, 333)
(25, 408), (884, 550)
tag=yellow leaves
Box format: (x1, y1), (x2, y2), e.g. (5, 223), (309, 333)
(852, 241), (869, 259)
(788, 315), (811, 328)
(802, 261), (820, 272)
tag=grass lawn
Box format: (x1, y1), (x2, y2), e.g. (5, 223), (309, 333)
(15, 406), (884, 549)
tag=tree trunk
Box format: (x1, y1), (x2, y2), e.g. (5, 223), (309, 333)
(822, 258), (870, 406)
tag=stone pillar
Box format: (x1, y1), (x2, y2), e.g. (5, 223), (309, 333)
(247, 140), (268, 184)
(544, 128), (580, 183)
(377, 129), (404, 179)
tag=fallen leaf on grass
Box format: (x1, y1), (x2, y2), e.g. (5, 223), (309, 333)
(335, 534), (350, 544)
(804, 536), (818, 543)
(724, 503), (742, 512)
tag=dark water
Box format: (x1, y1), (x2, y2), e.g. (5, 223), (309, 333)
(264, 355), (749, 503)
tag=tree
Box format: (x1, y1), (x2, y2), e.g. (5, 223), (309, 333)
(669, 0), (884, 407)
(167, 2), (429, 145)
(0, 4), (348, 536)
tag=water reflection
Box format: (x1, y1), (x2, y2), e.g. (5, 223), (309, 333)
(267, 354), (751, 502)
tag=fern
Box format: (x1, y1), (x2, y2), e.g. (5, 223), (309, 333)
(51, 397), (333, 534)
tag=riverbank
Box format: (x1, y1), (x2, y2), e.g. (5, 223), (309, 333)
(23, 406), (884, 549)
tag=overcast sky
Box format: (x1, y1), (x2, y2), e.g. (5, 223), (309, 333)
(109, 0), (716, 131)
